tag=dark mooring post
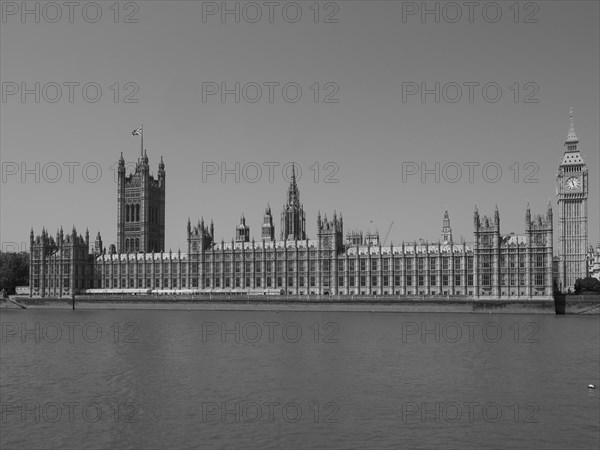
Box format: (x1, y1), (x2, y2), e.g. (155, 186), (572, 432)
(72, 294), (75, 310)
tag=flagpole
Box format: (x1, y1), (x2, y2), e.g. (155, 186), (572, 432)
(141, 124), (144, 157)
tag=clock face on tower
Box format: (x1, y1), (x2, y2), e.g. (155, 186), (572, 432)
(565, 176), (581, 191)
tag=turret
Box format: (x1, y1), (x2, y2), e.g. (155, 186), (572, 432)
(441, 210), (453, 244)
(138, 148), (149, 177)
(118, 152), (125, 173)
(494, 205), (500, 227)
(94, 232), (103, 254)
(262, 205), (275, 241)
(346, 230), (363, 246)
(318, 210), (344, 251)
(158, 155), (165, 181)
(236, 214), (250, 242)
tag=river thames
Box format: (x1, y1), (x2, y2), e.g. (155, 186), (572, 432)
(1, 309), (599, 449)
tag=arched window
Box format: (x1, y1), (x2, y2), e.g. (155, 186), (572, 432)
(136, 238), (140, 252)
(136, 204), (140, 222)
(125, 205), (129, 222)
(125, 238), (129, 252)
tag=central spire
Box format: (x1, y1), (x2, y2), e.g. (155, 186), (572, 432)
(287, 164), (300, 207)
(561, 108), (584, 165)
(441, 210), (453, 244)
(566, 107), (578, 144)
(281, 163), (306, 240)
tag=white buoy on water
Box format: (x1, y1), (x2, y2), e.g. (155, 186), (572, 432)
(588, 384), (596, 389)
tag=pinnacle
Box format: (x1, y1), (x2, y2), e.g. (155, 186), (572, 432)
(566, 107), (579, 143)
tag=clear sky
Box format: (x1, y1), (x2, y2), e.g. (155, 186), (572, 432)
(1, 0), (598, 253)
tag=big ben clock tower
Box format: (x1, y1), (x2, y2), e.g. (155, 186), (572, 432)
(556, 108), (588, 292)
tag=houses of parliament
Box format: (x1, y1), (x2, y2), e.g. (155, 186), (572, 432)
(28, 111), (592, 299)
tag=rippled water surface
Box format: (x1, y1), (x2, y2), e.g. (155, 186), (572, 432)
(1, 309), (599, 449)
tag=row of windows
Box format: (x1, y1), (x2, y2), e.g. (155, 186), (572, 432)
(32, 247), (92, 259)
(33, 279), (70, 288)
(88, 272), (546, 287)
(335, 275), (476, 287)
(124, 204), (160, 225)
(98, 275), (471, 289)
(97, 274), (477, 288)
(93, 257), (479, 272)
(125, 204), (140, 223)
(481, 274), (546, 286)
(38, 258), (548, 282)
(34, 278), (93, 289)
(186, 253), (474, 266)
(93, 266), (481, 277)
(91, 263), (549, 283)
(124, 238), (140, 252)
(34, 275), (546, 291)
(33, 264), (71, 275)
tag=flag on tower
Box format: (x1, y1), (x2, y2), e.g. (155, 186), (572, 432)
(132, 126), (143, 136)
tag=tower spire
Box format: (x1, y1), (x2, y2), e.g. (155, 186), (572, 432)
(561, 108), (584, 164)
(281, 164), (306, 240)
(566, 108), (578, 144)
(441, 209), (453, 244)
(557, 108), (588, 292)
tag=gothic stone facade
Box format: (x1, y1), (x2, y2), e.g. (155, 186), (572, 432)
(117, 150), (165, 254)
(28, 149), (554, 299)
(28, 227), (94, 296)
(556, 109), (589, 291)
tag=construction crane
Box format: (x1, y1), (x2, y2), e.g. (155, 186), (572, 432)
(382, 221), (395, 246)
